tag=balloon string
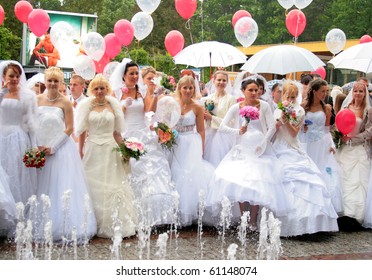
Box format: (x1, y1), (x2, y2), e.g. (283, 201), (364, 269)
(185, 19), (194, 44)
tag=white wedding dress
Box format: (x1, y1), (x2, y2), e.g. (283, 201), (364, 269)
(0, 165), (16, 237)
(35, 106), (97, 243)
(122, 98), (176, 226)
(299, 111), (344, 214)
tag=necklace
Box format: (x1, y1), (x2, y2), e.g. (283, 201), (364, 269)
(46, 93), (59, 102)
(182, 101), (191, 110)
(94, 100), (107, 106)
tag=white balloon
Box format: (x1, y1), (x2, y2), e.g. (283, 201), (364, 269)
(50, 21), (74, 52)
(156, 96), (181, 128)
(103, 61), (119, 81)
(73, 55), (96, 80)
(234, 17), (258, 48)
(136, 0), (161, 14)
(294, 0), (313, 9)
(326, 28), (346, 55)
(131, 12), (154, 41)
(277, 0), (294, 9)
(82, 32), (106, 61)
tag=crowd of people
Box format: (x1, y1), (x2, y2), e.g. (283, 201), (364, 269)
(1, 58), (372, 244)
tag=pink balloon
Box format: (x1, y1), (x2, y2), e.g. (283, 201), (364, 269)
(28, 9), (50, 37)
(285, 9), (306, 37)
(360, 35), (372, 44)
(0, 5), (4, 26)
(311, 66), (326, 79)
(94, 54), (110, 74)
(335, 109), (356, 135)
(232, 10), (252, 27)
(164, 30), (184, 57)
(104, 33), (122, 59)
(114, 19), (134, 47)
(14, 0), (33, 23)
(175, 0), (197, 20)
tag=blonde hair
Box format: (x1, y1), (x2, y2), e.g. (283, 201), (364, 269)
(70, 73), (85, 85)
(45, 67), (64, 82)
(213, 70), (229, 81)
(141, 66), (156, 78)
(175, 75), (196, 99)
(282, 81), (299, 100)
(87, 74), (113, 96)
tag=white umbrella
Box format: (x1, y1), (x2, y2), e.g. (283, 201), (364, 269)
(241, 45), (325, 75)
(173, 41), (247, 68)
(328, 42), (372, 74)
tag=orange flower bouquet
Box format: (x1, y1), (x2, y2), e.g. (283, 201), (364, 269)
(153, 122), (178, 151)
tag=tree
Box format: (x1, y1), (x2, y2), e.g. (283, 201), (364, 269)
(0, 26), (22, 60)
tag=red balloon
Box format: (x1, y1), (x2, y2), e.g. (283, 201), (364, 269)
(14, 1), (33, 23)
(114, 19), (134, 47)
(335, 109), (356, 135)
(28, 9), (50, 37)
(232, 10), (252, 27)
(311, 66), (326, 79)
(175, 0), (197, 20)
(94, 54), (110, 74)
(285, 9), (306, 37)
(104, 33), (122, 59)
(360, 35), (372, 44)
(164, 30), (184, 57)
(0, 5), (4, 26)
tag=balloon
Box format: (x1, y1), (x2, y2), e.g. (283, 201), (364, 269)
(0, 5), (4, 26)
(335, 109), (356, 135)
(156, 96), (181, 128)
(234, 17), (258, 48)
(104, 33), (122, 58)
(277, 0), (294, 9)
(285, 9), (306, 37)
(325, 28), (346, 55)
(131, 12), (154, 41)
(50, 21), (74, 51)
(114, 19), (134, 46)
(294, 0), (313, 9)
(311, 66), (326, 79)
(175, 0), (197, 20)
(136, 0), (161, 14)
(232, 10), (252, 27)
(82, 32), (106, 61)
(94, 54), (110, 74)
(360, 35), (372, 44)
(28, 9), (50, 37)
(164, 30), (184, 57)
(73, 55), (96, 80)
(14, 0), (33, 23)
(103, 61), (119, 80)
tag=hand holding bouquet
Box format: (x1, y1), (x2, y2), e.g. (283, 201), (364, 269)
(153, 122), (178, 151)
(239, 105), (260, 126)
(204, 99), (215, 115)
(277, 101), (298, 124)
(23, 148), (46, 169)
(114, 137), (146, 162)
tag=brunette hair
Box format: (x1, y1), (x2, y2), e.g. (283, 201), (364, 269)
(304, 79), (328, 113)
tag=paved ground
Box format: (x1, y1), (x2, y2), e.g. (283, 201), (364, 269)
(1, 225), (371, 260)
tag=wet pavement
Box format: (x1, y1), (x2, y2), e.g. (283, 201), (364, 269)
(1, 225), (371, 260)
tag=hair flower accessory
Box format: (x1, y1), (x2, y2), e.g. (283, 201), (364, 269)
(121, 86), (129, 94)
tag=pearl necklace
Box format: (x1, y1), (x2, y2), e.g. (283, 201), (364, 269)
(46, 93), (59, 102)
(94, 99), (107, 106)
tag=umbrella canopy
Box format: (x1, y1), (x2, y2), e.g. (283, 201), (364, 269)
(240, 45), (325, 75)
(173, 41), (247, 68)
(328, 42), (372, 74)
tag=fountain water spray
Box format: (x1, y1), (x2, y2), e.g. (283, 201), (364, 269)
(237, 211), (249, 259)
(227, 243), (238, 260)
(257, 207), (268, 260)
(155, 232), (168, 260)
(218, 196), (232, 259)
(197, 190), (205, 259)
(267, 212), (282, 260)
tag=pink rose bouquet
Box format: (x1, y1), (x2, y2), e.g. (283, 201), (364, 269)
(239, 106), (260, 126)
(114, 137), (146, 162)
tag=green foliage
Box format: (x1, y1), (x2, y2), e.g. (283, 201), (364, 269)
(0, 26), (21, 60)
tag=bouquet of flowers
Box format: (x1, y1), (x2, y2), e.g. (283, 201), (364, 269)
(114, 137), (146, 162)
(277, 101), (298, 124)
(239, 106), (260, 126)
(161, 74), (176, 92)
(153, 122), (178, 151)
(204, 99), (215, 115)
(23, 148), (46, 169)
(331, 129), (343, 149)
(304, 119), (313, 126)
